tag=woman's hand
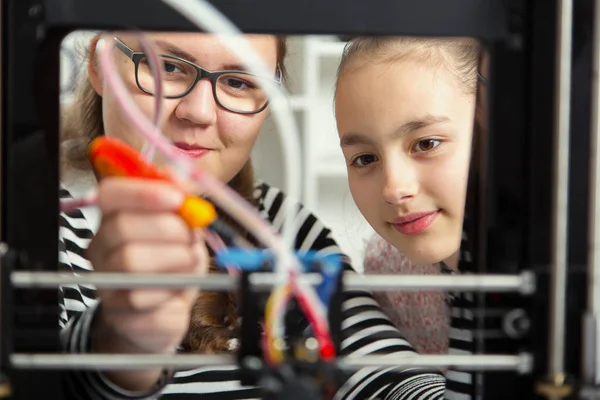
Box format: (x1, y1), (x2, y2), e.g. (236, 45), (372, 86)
(87, 177), (209, 391)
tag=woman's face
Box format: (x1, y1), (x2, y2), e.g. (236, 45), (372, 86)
(335, 59), (476, 265)
(90, 32), (279, 183)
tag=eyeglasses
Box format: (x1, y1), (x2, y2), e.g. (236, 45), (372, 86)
(114, 38), (281, 115)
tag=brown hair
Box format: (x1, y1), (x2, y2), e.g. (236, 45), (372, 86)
(336, 36), (480, 94)
(61, 34), (288, 353)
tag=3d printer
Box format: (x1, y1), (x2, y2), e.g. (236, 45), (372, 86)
(0, 0), (599, 399)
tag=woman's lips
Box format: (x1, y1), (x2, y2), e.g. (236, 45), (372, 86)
(172, 142), (211, 159)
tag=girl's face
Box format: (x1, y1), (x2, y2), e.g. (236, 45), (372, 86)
(335, 59), (476, 265)
(89, 32), (279, 184)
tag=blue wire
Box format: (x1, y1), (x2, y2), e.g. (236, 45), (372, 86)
(215, 249), (343, 305)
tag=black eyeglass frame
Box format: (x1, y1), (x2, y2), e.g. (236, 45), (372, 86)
(114, 37), (281, 115)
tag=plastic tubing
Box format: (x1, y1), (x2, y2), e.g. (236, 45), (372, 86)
(158, 0), (302, 270)
(156, 0), (331, 355)
(88, 1), (332, 361)
(100, 37), (281, 256)
(100, 36), (328, 360)
(141, 31), (165, 163)
(99, 34), (329, 338)
(202, 228), (239, 275)
(59, 32), (164, 213)
(60, 192), (98, 212)
(139, 38), (165, 163)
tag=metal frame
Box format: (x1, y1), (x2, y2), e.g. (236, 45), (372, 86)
(41, 0), (509, 38)
(1, 0), (593, 399)
(582, 0), (600, 393)
(549, 0), (573, 384)
(10, 271), (536, 292)
(9, 353), (534, 374)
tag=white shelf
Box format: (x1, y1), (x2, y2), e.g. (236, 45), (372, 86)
(295, 36), (371, 271)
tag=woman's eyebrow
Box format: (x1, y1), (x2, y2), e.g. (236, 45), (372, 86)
(221, 64), (249, 72)
(154, 40), (197, 62)
(151, 42), (250, 72)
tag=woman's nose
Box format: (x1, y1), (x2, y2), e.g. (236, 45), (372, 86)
(380, 162), (419, 205)
(174, 79), (218, 126)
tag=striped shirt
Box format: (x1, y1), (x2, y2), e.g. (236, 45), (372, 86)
(443, 226), (476, 400)
(59, 179), (447, 400)
(362, 229), (476, 400)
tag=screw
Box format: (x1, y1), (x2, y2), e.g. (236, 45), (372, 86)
(28, 5), (43, 17)
(305, 337), (319, 352)
(243, 356), (263, 371)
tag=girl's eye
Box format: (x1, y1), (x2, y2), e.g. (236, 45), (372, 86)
(351, 154), (378, 167)
(413, 139), (442, 153)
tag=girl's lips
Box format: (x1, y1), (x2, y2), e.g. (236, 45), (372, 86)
(390, 210), (440, 235)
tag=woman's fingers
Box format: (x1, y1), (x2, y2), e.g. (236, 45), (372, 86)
(99, 287), (197, 313)
(89, 212), (193, 257)
(96, 293), (195, 354)
(192, 234), (210, 275)
(96, 178), (184, 215)
(88, 176), (214, 354)
(101, 243), (199, 273)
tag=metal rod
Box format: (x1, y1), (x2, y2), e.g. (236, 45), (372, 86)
(584, 0), (600, 386)
(548, 0), (573, 381)
(0, 244), (6, 372)
(583, 315), (600, 385)
(339, 354), (533, 374)
(0, 244), (9, 397)
(10, 353), (532, 373)
(10, 271), (535, 294)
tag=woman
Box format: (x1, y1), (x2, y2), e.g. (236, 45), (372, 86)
(59, 32), (446, 399)
(334, 36), (486, 399)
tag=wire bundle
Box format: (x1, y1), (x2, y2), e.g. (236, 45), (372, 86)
(60, 0), (339, 368)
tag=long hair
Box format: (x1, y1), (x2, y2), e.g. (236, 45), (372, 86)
(61, 34), (288, 353)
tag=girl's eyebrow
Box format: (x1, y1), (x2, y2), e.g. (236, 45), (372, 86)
(340, 133), (373, 148)
(340, 114), (450, 148)
(396, 114), (451, 136)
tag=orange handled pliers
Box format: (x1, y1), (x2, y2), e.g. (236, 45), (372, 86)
(89, 136), (217, 229)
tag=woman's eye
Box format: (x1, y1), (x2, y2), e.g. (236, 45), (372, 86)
(225, 78), (254, 90)
(413, 139), (441, 153)
(163, 62), (181, 74)
(351, 154), (378, 167)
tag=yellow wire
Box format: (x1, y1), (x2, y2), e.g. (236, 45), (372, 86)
(264, 283), (293, 364)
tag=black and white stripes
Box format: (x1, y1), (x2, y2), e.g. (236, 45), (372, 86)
(59, 180), (448, 400)
(441, 228), (475, 400)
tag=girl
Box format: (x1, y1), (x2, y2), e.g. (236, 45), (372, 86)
(58, 33), (448, 399)
(334, 36), (485, 399)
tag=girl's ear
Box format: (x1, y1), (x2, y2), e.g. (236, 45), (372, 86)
(88, 34), (103, 96)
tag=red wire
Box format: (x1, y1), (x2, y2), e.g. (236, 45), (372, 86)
(290, 273), (336, 361)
